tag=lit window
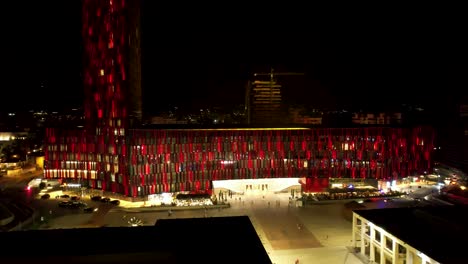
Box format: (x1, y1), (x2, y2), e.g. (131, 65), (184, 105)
(100, 69), (105, 76)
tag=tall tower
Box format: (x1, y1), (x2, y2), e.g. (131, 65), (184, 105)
(82, 0), (142, 133)
(247, 68), (304, 125)
(250, 70), (284, 125)
(79, 0), (142, 194)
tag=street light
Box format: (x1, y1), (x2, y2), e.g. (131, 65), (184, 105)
(128, 216), (143, 227)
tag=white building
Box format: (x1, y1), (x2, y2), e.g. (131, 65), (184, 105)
(351, 207), (467, 264)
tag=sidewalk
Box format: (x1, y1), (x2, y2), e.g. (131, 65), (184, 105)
(110, 203), (231, 213)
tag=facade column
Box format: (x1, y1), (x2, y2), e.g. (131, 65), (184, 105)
(360, 220), (366, 255)
(405, 246), (413, 264)
(392, 240), (399, 264)
(369, 224), (375, 262)
(352, 214), (357, 248)
(380, 233), (384, 264)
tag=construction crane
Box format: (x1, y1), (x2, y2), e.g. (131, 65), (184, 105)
(253, 68), (305, 82)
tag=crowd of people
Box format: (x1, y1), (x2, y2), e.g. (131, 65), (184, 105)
(302, 189), (404, 202)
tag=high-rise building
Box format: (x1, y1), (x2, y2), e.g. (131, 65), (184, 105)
(82, 0), (142, 132)
(250, 79), (283, 125)
(246, 70), (286, 125)
(48, 0), (142, 194)
(246, 69), (305, 125)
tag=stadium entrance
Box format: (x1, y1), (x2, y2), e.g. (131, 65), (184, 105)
(212, 178), (301, 196)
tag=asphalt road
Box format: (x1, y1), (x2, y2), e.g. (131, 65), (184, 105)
(0, 170), (43, 189)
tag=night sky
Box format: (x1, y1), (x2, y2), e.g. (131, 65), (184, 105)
(2, 1), (466, 115)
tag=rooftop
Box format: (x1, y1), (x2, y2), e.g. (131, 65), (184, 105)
(354, 206), (468, 264)
(0, 216), (271, 264)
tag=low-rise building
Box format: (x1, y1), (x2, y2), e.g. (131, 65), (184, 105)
(352, 207), (468, 264)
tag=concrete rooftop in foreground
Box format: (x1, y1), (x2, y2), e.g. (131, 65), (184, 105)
(354, 206), (468, 264)
(0, 216), (271, 264)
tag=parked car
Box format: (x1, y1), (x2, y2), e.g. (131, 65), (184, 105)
(41, 194), (51, 199)
(83, 207), (98, 213)
(58, 201), (72, 208)
(110, 200), (120, 205)
(91, 196), (102, 201)
(100, 197), (111, 203)
(70, 202), (87, 209)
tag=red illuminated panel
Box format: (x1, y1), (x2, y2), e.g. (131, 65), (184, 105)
(82, 0), (127, 131)
(120, 127), (434, 196)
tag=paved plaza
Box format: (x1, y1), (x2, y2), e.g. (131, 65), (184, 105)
(254, 208), (322, 250)
(40, 190), (362, 264)
(4, 170), (446, 263)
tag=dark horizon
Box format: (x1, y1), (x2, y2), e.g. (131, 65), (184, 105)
(1, 1), (466, 115)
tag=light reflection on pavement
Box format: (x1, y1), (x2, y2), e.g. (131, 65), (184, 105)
(101, 193), (361, 264)
(35, 192), (369, 264)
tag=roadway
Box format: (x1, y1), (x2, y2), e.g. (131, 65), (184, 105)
(0, 170), (43, 190)
(0, 170), (45, 230)
(395, 183), (455, 206)
(0, 169), (44, 206)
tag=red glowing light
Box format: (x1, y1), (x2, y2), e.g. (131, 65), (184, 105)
(42, 0), (436, 198)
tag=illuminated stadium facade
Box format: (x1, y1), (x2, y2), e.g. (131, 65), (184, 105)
(45, 127), (435, 198)
(43, 0), (435, 198)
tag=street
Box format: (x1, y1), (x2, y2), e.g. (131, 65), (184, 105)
(0, 170), (44, 190)
(0, 171), (455, 264)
